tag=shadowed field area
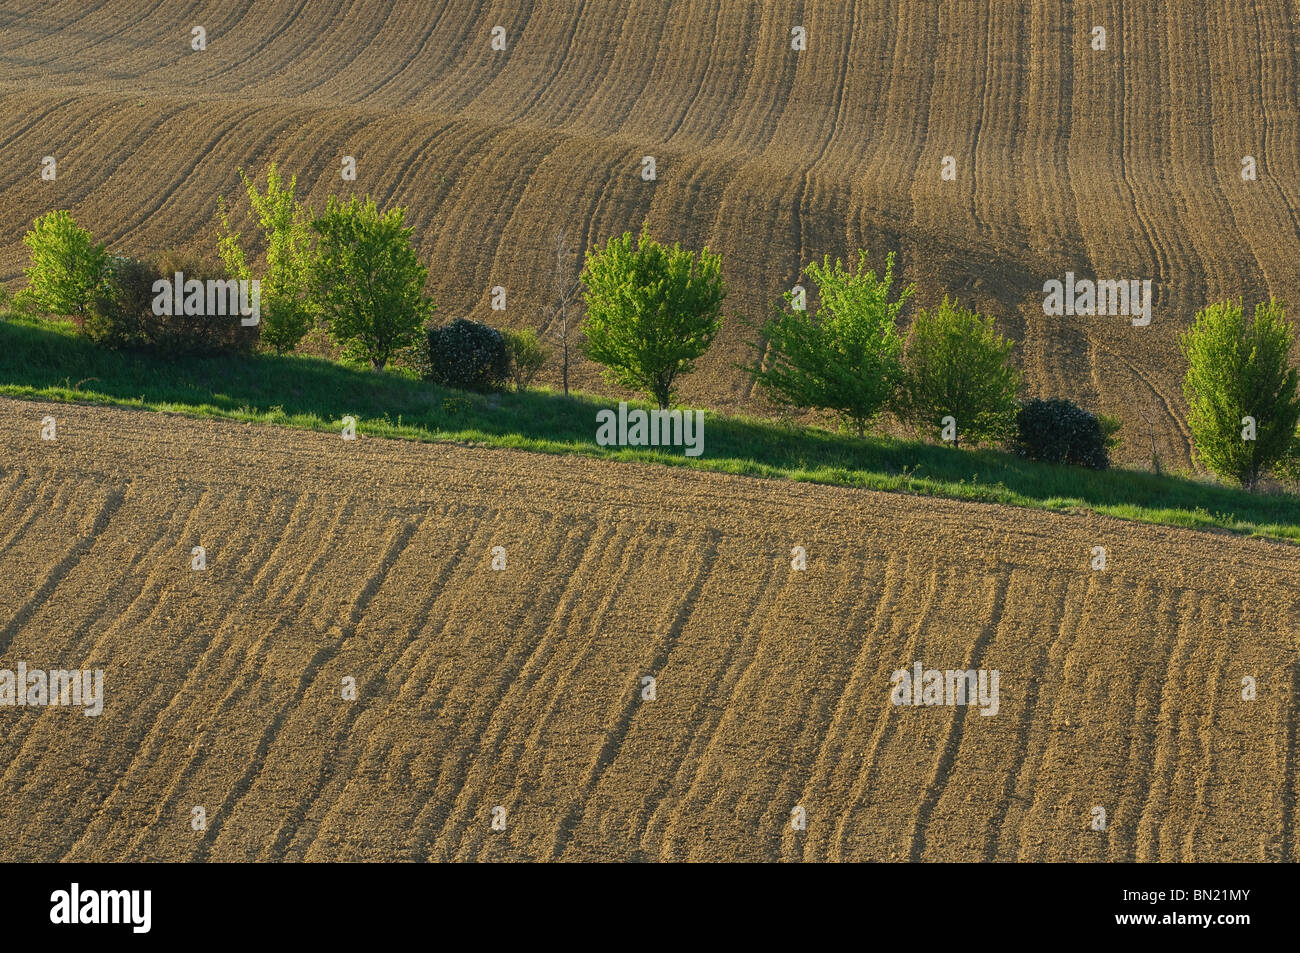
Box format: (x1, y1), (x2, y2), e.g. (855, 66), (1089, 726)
(6, 312), (1300, 542)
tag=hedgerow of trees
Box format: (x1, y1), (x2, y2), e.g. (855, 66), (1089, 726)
(16, 198), (1300, 493)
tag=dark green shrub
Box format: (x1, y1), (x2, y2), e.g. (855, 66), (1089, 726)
(1274, 429), (1300, 488)
(83, 252), (259, 357)
(422, 318), (509, 391)
(1013, 398), (1110, 470)
(78, 255), (155, 348)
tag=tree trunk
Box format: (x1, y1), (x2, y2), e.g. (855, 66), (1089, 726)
(561, 305), (569, 397)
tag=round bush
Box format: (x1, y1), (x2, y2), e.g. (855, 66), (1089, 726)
(422, 318), (509, 392)
(1013, 398), (1110, 470)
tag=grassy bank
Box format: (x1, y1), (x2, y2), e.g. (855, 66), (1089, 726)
(3, 312), (1298, 541)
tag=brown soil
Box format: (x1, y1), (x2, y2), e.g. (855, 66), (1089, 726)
(0, 396), (1295, 860)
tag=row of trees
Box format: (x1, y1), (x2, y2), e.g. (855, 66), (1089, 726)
(19, 182), (430, 369)
(752, 254), (1021, 446)
(11, 177), (1300, 490)
(9, 183), (1022, 444)
(576, 229), (1300, 489)
(16, 167), (545, 385)
(580, 233), (1039, 454)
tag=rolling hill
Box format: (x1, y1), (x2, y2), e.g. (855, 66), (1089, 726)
(1, 1), (1298, 468)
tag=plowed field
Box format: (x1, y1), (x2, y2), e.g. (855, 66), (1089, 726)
(1, 395), (1296, 861)
(2, 2), (1299, 469)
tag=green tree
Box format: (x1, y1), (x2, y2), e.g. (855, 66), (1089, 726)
(217, 163), (318, 354)
(1180, 298), (1300, 489)
(580, 226), (726, 409)
(22, 210), (108, 315)
(896, 296), (1020, 448)
(310, 195), (434, 371)
(750, 251), (912, 437)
